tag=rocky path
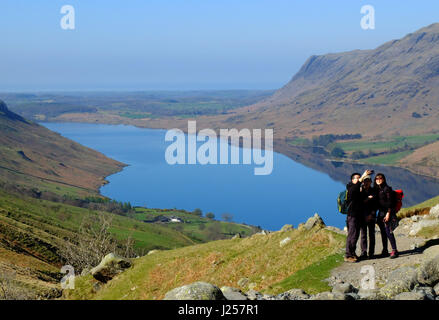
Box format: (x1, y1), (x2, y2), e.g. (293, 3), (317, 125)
(329, 227), (427, 288)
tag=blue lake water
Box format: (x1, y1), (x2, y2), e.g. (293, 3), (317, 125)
(41, 122), (359, 230)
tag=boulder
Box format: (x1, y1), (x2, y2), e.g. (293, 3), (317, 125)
(332, 282), (356, 294)
(232, 233), (241, 239)
(379, 266), (418, 299)
(417, 255), (439, 286)
(394, 292), (427, 300)
(220, 287), (248, 300)
(246, 289), (263, 300)
(276, 289), (310, 300)
(409, 219), (439, 236)
(279, 237), (292, 247)
(280, 224), (294, 232)
(310, 291), (352, 300)
(413, 286), (436, 300)
(325, 226), (346, 235)
(304, 213), (326, 230)
(357, 288), (380, 300)
(430, 204), (439, 218)
(164, 282), (226, 300)
(91, 253), (131, 283)
(422, 245), (439, 261)
(434, 283), (439, 296)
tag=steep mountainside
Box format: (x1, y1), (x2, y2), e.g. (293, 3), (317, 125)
(229, 23), (439, 138)
(0, 100), (124, 194)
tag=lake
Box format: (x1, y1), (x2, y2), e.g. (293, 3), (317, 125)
(41, 122), (439, 231)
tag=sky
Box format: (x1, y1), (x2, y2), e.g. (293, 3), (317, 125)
(1, 0), (439, 91)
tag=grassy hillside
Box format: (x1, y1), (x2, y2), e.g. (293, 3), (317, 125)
(0, 100), (124, 195)
(64, 226), (345, 300)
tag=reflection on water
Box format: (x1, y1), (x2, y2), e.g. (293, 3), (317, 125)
(279, 144), (439, 207)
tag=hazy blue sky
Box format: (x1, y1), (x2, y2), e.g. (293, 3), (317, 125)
(1, 0), (439, 91)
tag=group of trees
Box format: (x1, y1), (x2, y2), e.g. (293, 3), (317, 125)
(312, 133), (362, 148)
(190, 208), (234, 222)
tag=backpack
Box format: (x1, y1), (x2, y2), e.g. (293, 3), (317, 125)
(392, 189), (404, 214)
(337, 190), (350, 215)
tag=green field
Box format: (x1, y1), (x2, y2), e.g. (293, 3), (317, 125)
(133, 207), (259, 243)
(360, 150), (413, 165)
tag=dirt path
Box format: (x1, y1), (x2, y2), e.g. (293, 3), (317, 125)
(329, 227), (427, 288)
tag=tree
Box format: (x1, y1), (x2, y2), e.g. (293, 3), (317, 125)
(193, 208), (203, 217)
(221, 213), (233, 222)
(60, 212), (135, 273)
(330, 147), (345, 158)
(351, 151), (365, 160)
(205, 212), (215, 220)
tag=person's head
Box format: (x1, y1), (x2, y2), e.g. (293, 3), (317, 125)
(351, 172), (361, 184)
(374, 173), (387, 187)
(363, 177), (372, 189)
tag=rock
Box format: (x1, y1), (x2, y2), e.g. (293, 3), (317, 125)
(379, 266), (418, 299)
(220, 287), (248, 300)
(246, 290), (263, 300)
(325, 226), (346, 235)
(248, 283), (257, 290)
(332, 282), (356, 294)
(232, 233), (241, 239)
(409, 219), (439, 236)
(358, 288), (380, 300)
(346, 293), (361, 300)
(276, 289), (310, 300)
(262, 294), (276, 300)
(279, 237), (291, 247)
(430, 204), (439, 218)
(91, 253), (131, 283)
(304, 213), (326, 230)
(413, 286), (436, 300)
(394, 292), (427, 300)
(298, 223), (306, 232)
(411, 215), (421, 222)
(147, 250), (160, 255)
(280, 224), (294, 232)
(418, 255), (439, 286)
(310, 291), (351, 300)
(164, 282), (226, 300)
(422, 245), (439, 261)
(434, 283), (439, 296)
(237, 278), (249, 288)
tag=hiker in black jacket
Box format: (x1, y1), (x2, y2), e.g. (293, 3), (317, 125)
(345, 169), (373, 263)
(375, 173), (399, 259)
(359, 176), (377, 260)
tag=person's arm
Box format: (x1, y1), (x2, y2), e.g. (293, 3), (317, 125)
(383, 187), (393, 222)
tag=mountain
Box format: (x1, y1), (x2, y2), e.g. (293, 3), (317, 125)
(0, 99), (125, 194)
(229, 23), (439, 138)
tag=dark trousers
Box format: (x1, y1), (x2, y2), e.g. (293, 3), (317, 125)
(346, 215), (360, 258)
(360, 215), (376, 256)
(376, 214), (397, 252)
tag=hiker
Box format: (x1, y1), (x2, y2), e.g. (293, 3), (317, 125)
(359, 175), (377, 260)
(345, 169), (373, 263)
(374, 173), (399, 259)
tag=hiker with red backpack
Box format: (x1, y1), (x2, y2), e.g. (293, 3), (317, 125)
(374, 173), (402, 259)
